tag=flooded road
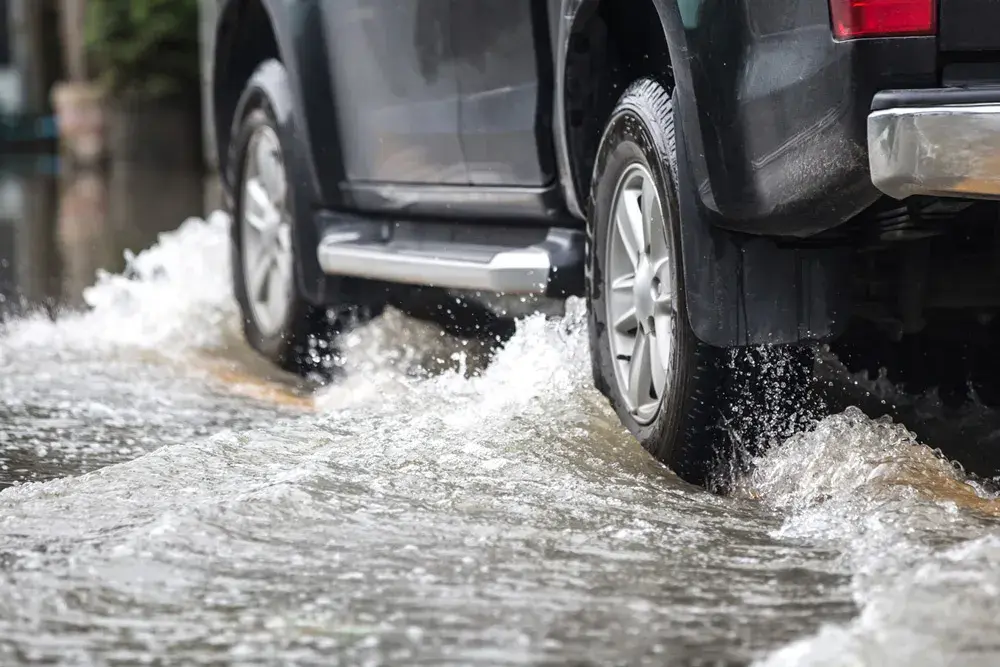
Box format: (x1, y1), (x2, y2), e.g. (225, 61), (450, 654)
(3, 171), (1000, 664)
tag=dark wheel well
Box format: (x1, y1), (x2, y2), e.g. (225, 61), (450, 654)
(564, 0), (674, 215)
(212, 0), (280, 182)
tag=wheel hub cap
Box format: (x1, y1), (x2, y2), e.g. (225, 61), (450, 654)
(604, 164), (676, 423)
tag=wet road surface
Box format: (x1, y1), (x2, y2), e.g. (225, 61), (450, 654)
(2, 167), (1000, 665)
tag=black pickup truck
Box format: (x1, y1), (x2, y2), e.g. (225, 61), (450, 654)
(209, 0), (1000, 486)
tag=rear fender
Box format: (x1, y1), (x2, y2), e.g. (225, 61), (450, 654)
(672, 91), (852, 347)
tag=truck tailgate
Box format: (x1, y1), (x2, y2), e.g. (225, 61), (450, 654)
(940, 0), (1000, 51)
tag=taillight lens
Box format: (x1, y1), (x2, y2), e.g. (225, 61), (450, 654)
(829, 0), (937, 39)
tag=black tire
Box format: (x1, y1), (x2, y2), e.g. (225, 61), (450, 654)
(228, 60), (344, 377)
(587, 78), (727, 487)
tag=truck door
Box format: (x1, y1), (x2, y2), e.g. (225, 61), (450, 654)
(321, 0), (468, 185)
(450, 0), (557, 187)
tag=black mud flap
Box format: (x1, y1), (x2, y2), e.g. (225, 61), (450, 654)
(673, 92), (852, 348)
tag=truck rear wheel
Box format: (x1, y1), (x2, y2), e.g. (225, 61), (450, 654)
(587, 79), (727, 487)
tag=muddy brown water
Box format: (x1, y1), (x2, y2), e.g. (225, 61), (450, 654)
(2, 168), (1000, 665)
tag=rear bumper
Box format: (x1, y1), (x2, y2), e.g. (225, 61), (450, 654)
(869, 88), (1000, 200)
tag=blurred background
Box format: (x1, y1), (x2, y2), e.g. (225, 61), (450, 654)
(0, 0), (219, 319)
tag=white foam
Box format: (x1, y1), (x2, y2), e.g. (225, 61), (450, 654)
(750, 408), (1000, 666)
(1, 211), (237, 359)
(7, 210), (1000, 665)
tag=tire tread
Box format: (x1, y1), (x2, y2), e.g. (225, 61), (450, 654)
(587, 77), (727, 487)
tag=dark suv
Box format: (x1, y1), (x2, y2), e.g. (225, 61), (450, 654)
(210, 0), (1000, 486)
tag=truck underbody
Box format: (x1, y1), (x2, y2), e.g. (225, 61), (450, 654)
(826, 196), (1000, 406)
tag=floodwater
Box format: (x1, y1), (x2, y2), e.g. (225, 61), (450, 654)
(2, 164), (1000, 666)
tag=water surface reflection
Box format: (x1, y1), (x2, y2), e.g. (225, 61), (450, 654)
(0, 157), (204, 316)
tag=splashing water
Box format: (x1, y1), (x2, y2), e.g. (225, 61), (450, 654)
(744, 408), (1000, 667)
(2, 214), (1000, 664)
(0, 213), (287, 490)
(1, 211), (238, 359)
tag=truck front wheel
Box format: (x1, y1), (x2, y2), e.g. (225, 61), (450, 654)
(229, 60), (378, 377)
(587, 78), (727, 487)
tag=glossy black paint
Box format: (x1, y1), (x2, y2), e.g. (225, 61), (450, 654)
(545, 0), (867, 342)
(215, 0), (565, 217)
(546, 0), (938, 236)
(342, 182), (570, 221)
(547, 0), (588, 220)
(940, 0), (1000, 52)
(218, 0), (940, 237)
(650, 0), (938, 237)
(672, 90), (851, 347)
(942, 62), (1000, 86)
(321, 0), (467, 185)
(451, 0), (558, 187)
(212, 0), (948, 346)
(214, 0), (345, 209)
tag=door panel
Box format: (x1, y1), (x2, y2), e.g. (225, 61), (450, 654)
(451, 0), (556, 187)
(321, 0), (468, 185)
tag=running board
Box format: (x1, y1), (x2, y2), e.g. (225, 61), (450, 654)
(316, 223), (584, 296)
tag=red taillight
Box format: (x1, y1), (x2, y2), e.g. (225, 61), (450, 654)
(829, 0), (936, 39)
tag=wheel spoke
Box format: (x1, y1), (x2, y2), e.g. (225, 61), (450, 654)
(276, 223), (292, 252)
(266, 264), (287, 323)
(627, 332), (652, 410)
(256, 132), (286, 208)
(622, 188), (646, 253)
(649, 331), (667, 399)
(245, 211), (268, 235)
(649, 220), (670, 270)
(604, 164), (678, 421)
(273, 240), (292, 289)
(654, 311), (673, 340)
(249, 249), (275, 302)
(640, 176), (658, 254)
(611, 273), (635, 293)
(245, 179), (272, 225)
(654, 291), (673, 315)
(613, 307), (638, 334)
(652, 256), (673, 314)
(652, 256), (670, 279)
(615, 199), (640, 268)
(270, 162), (288, 209)
(255, 130), (275, 178)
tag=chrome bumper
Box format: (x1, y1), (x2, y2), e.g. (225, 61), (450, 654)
(868, 102), (1000, 200)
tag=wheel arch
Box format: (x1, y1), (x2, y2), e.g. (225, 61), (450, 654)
(555, 0), (677, 221)
(212, 0), (344, 210)
(556, 0), (851, 347)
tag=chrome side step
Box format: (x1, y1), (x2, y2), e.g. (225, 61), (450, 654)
(316, 225), (583, 296)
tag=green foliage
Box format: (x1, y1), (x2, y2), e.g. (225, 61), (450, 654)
(85, 0), (201, 101)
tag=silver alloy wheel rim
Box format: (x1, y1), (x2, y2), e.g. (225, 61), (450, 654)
(241, 125), (293, 338)
(605, 163), (676, 424)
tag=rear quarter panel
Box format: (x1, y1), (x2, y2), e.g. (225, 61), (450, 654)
(549, 0), (938, 236)
(654, 0), (937, 236)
